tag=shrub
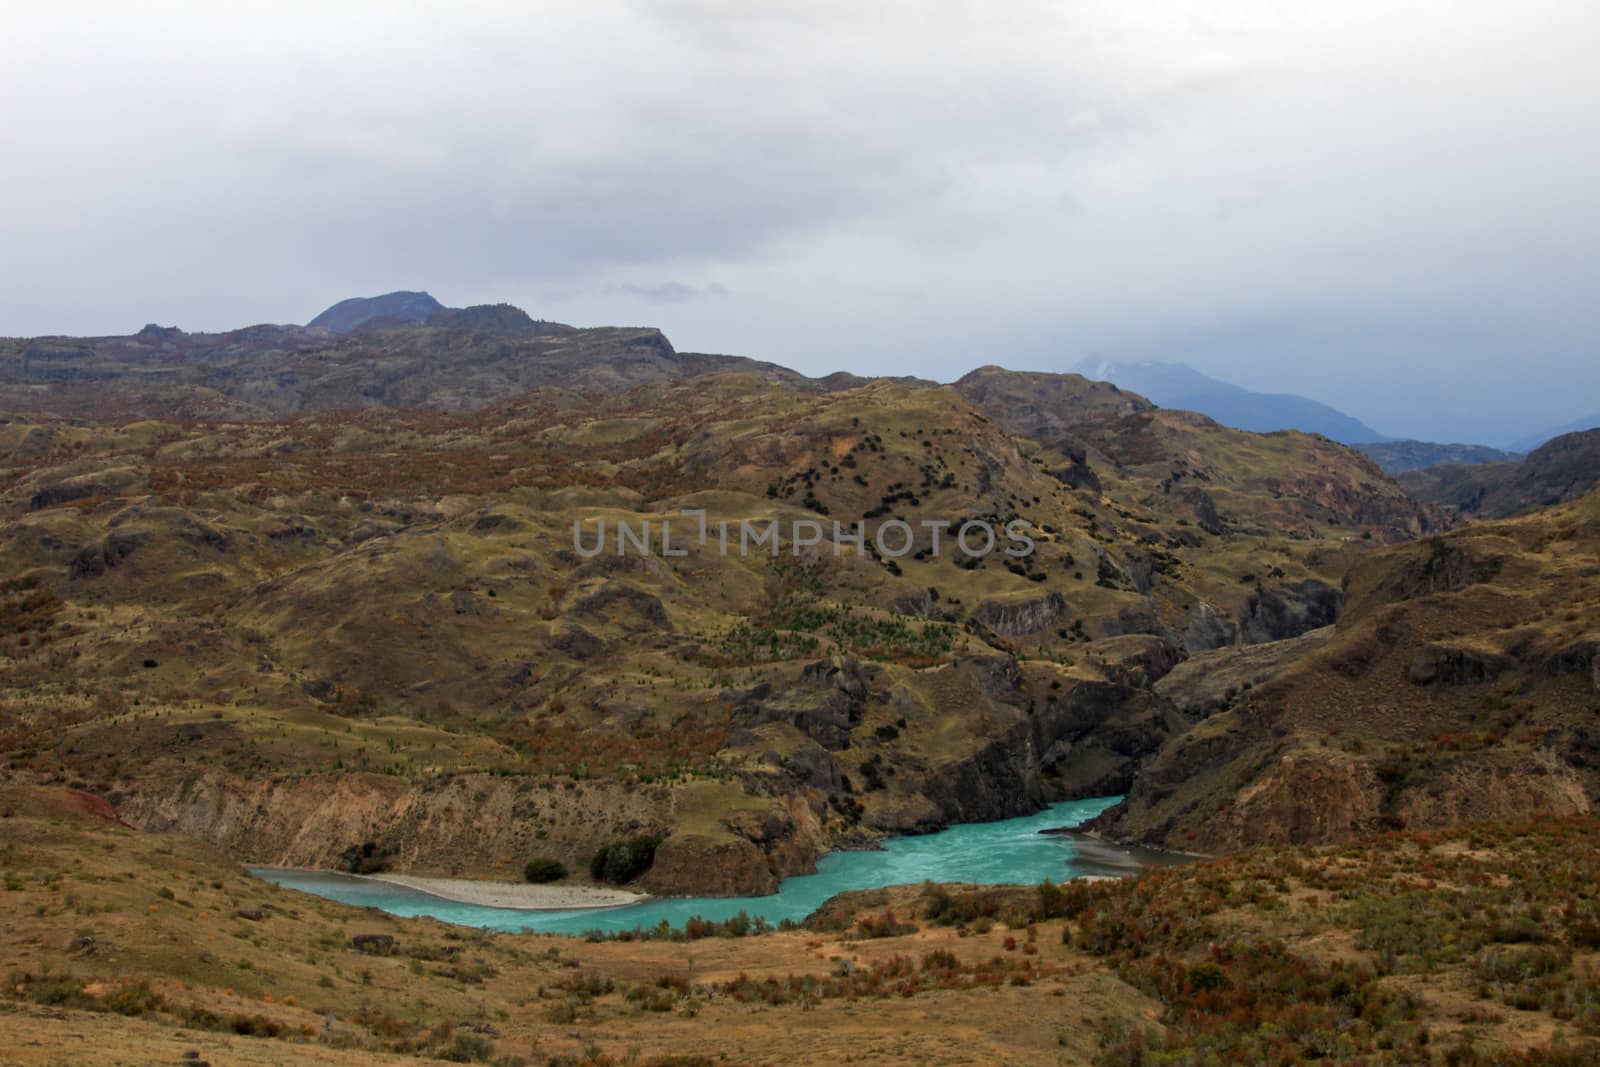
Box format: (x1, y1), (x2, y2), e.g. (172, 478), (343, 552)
(589, 834), (662, 884)
(441, 1032), (494, 1063)
(1184, 961), (1226, 992)
(1039, 879), (1094, 920)
(229, 1013), (285, 1037)
(338, 840), (393, 875)
(921, 882), (1003, 927)
(1569, 919), (1600, 950)
(101, 980), (164, 1016)
(1472, 945), (1568, 985)
(523, 857), (567, 884)
(853, 909), (917, 939)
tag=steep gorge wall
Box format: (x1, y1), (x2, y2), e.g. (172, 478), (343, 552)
(114, 771), (676, 881)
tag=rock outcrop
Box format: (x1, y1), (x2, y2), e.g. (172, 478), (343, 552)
(970, 592), (1066, 640)
(1238, 580), (1343, 644)
(1406, 642), (1515, 685)
(1154, 628), (1333, 718)
(642, 833), (777, 896)
(733, 657), (871, 750)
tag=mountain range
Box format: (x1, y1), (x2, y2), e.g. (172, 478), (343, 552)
(1, 292), (1465, 889)
(2, 291), (1598, 1063)
(1065, 356), (1575, 476)
(5, 292), (1593, 865)
(1071, 356), (1389, 444)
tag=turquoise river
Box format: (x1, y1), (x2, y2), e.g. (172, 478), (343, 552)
(252, 795), (1178, 937)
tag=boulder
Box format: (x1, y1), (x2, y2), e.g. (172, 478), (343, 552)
(722, 808), (794, 846)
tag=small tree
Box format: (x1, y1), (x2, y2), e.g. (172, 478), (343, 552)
(589, 834), (663, 884)
(523, 857), (567, 884)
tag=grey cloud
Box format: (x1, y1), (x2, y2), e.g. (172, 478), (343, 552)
(610, 282), (729, 304)
(1, 1), (1597, 443)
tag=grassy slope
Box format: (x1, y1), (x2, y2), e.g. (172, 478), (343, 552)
(4, 785), (1599, 1065)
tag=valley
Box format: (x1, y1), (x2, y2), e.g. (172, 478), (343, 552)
(5, 782), (1600, 1064)
(1, 301), (1597, 1064)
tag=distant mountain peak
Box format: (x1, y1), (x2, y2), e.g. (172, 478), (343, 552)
(306, 291), (447, 334)
(1072, 356), (1387, 444)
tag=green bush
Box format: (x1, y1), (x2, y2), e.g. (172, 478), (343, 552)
(589, 834), (663, 884)
(853, 909), (917, 939)
(102, 980), (165, 1016)
(338, 840), (394, 875)
(523, 857), (567, 884)
(441, 1032), (494, 1063)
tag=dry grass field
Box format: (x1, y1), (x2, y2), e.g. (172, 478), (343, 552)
(5, 784), (1600, 1065)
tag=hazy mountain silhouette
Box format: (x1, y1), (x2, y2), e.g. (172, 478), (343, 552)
(1073, 357), (1386, 444)
(1510, 414), (1600, 453)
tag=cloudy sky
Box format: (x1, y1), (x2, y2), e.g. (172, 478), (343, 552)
(3, 1), (1597, 444)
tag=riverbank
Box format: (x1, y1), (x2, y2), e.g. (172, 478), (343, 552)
(1039, 825), (1211, 867)
(253, 796), (1133, 936)
(364, 873), (649, 910)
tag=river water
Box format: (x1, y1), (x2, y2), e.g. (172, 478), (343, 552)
(252, 795), (1175, 936)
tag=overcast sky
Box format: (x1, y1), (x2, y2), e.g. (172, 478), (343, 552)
(3, 1), (1597, 445)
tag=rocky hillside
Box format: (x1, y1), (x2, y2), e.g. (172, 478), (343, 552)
(0, 346), (1443, 893)
(1398, 428), (1600, 519)
(1092, 485), (1600, 852)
